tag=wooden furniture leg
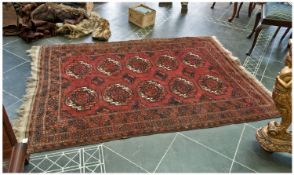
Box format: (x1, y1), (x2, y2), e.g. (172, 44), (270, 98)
(248, 2), (254, 17)
(211, 2), (216, 9)
(3, 106), (28, 172)
(247, 24), (263, 55)
(236, 2), (243, 18)
(181, 2), (188, 13)
(256, 39), (292, 153)
(280, 27), (291, 42)
(247, 11), (261, 38)
(228, 2), (238, 22)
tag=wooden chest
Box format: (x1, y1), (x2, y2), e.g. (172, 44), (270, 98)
(128, 4), (156, 28)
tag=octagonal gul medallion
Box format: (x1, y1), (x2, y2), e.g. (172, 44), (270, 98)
(65, 87), (98, 111)
(199, 75), (227, 95)
(103, 84), (133, 105)
(169, 77), (196, 98)
(126, 56), (151, 73)
(138, 80), (165, 102)
(183, 52), (203, 68)
(156, 55), (179, 71)
(97, 58), (121, 76)
(66, 61), (92, 79)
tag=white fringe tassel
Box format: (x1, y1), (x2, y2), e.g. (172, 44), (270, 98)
(12, 46), (41, 142)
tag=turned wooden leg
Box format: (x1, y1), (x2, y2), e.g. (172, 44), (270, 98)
(248, 2), (254, 17)
(247, 24), (263, 55)
(236, 2), (243, 18)
(210, 2), (215, 9)
(211, 2), (216, 9)
(280, 27), (291, 42)
(272, 26), (281, 39)
(247, 12), (261, 39)
(228, 2), (238, 22)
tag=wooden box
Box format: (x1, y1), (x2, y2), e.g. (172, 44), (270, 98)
(128, 4), (156, 28)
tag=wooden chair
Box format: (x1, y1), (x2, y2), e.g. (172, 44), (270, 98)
(211, 2), (256, 22)
(3, 106), (28, 172)
(247, 2), (292, 55)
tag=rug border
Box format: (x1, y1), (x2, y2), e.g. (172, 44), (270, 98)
(209, 36), (273, 97)
(13, 36), (274, 143)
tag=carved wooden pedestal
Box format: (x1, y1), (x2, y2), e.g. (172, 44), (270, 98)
(256, 40), (292, 153)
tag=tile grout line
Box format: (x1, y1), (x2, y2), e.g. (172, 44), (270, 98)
(153, 133), (178, 173)
(102, 145), (150, 173)
(260, 42), (276, 82)
(178, 131), (257, 172)
(244, 123), (257, 129)
(3, 48), (29, 62)
(3, 90), (21, 101)
(6, 99), (22, 110)
(233, 161), (258, 173)
(3, 38), (20, 47)
(229, 124), (246, 173)
(178, 132), (233, 160)
(3, 60), (30, 74)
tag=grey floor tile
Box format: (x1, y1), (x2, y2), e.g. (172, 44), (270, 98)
(103, 146), (147, 173)
(235, 125), (292, 173)
(104, 132), (176, 172)
(155, 134), (232, 173)
(264, 60), (285, 78)
(231, 162), (255, 173)
(261, 76), (275, 91)
(181, 124), (244, 159)
(3, 62), (31, 98)
(3, 91), (19, 107)
(3, 38), (54, 61)
(3, 36), (20, 45)
(3, 50), (26, 73)
(6, 100), (22, 121)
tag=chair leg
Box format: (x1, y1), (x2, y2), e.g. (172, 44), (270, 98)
(236, 2), (243, 18)
(272, 26), (281, 39)
(247, 24), (263, 55)
(248, 2), (254, 17)
(247, 12), (261, 39)
(228, 2), (238, 22)
(280, 27), (291, 42)
(211, 2), (216, 9)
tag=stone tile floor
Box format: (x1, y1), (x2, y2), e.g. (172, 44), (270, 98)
(2, 2), (292, 173)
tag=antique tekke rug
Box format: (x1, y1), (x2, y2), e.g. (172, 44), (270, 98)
(15, 37), (279, 153)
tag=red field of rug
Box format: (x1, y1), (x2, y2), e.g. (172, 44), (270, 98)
(16, 37), (279, 153)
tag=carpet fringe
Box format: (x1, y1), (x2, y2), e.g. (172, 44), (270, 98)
(12, 46), (41, 142)
(210, 36), (273, 97)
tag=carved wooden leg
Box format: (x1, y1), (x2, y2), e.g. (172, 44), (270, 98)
(181, 2), (188, 13)
(280, 27), (291, 42)
(211, 2), (216, 9)
(228, 2), (238, 22)
(236, 2), (243, 18)
(247, 24), (263, 55)
(248, 2), (254, 17)
(247, 12), (261, 39)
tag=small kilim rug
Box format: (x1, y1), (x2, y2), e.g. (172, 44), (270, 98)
(15, 37), (279, 153)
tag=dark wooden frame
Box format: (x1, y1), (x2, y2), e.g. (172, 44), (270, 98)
(247, 3), (292, 55)
(3, 106), (28, 173)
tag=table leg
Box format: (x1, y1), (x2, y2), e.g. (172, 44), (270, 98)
(228, 2), (238, 22)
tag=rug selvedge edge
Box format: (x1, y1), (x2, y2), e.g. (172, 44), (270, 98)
(210, 36), (273, 97)
(12, 46), (42, 142)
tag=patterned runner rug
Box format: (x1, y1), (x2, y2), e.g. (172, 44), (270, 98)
(15, 37), (279, 153)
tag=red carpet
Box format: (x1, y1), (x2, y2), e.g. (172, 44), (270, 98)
(17, 37), (279, 153)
